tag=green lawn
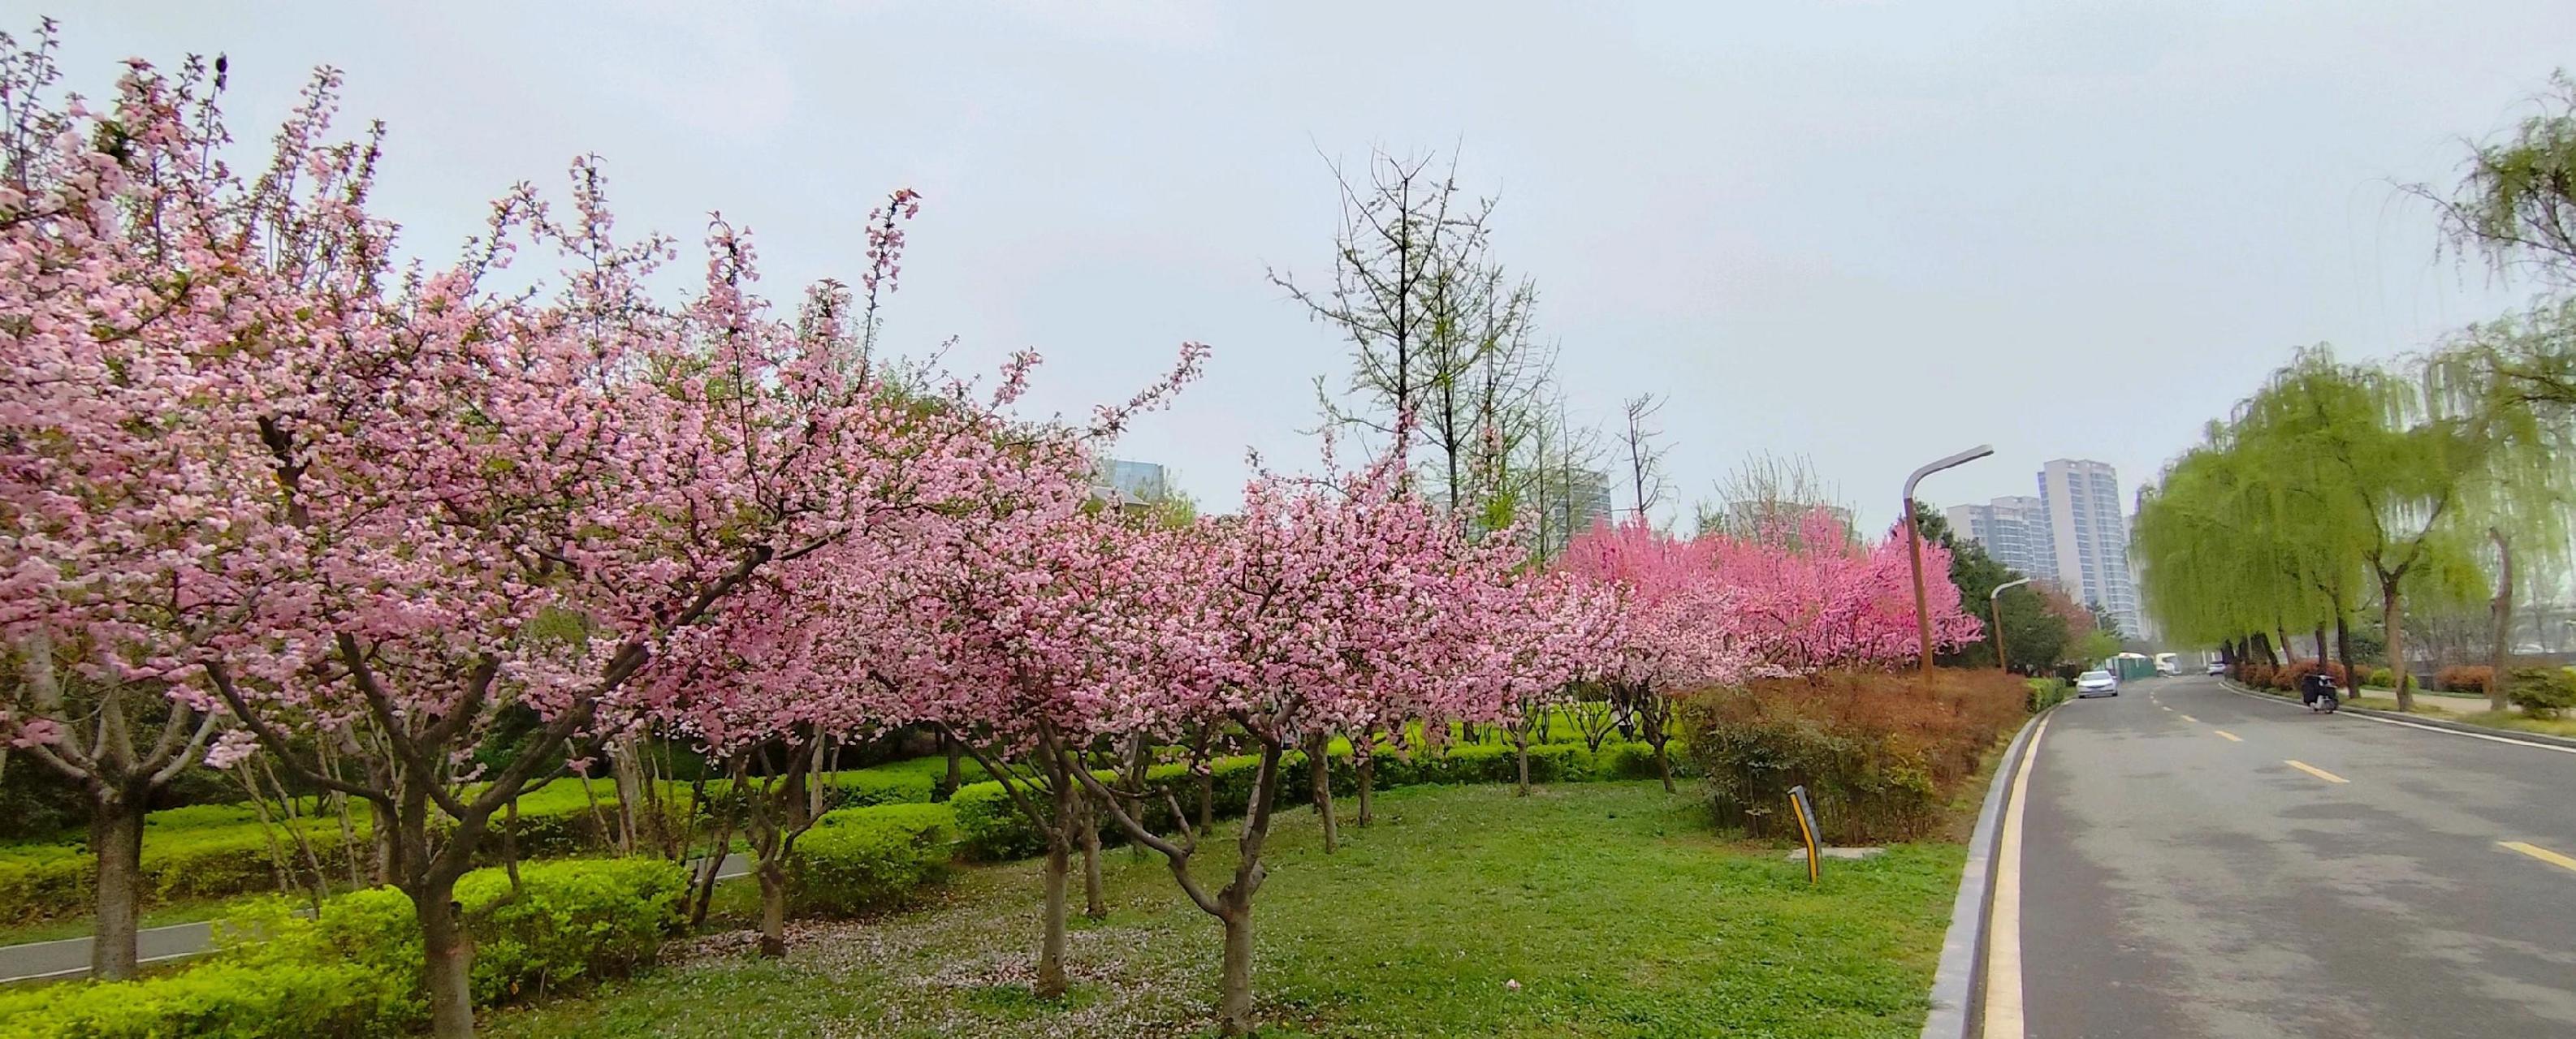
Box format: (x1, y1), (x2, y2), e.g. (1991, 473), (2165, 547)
(485, 782), (1961, 1038)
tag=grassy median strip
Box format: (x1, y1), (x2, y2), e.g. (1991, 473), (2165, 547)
(486, 782), (1962, 1039)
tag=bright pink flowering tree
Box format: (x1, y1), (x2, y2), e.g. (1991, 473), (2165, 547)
(1560, 518), (1756, 791)
(1704, 508), (1983, 670)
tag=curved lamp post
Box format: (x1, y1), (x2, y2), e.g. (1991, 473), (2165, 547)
(1990, 576), (2034, 673)
(1902, 445), (1995, 675)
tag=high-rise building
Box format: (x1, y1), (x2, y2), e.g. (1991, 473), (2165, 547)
(2038, 459), (2142, 639)
(1944, 496), (2055, 584)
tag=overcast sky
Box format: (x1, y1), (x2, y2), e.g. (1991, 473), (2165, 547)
(19, 2), (2576, 529)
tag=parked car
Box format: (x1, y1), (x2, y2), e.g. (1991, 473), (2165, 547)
(2076, 670), (2120, 697)
(2206, 661), (2226, 676)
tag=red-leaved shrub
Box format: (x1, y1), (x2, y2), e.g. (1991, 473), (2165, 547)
(2437, 665), (2494, 695)
(1677, 670), (2030, 843)
(2241, 663), (2276, 689)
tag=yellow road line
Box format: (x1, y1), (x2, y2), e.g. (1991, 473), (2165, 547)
(2159, 705), (2172, 712)
(2213, 730), (2242, 742)
(2177, 714), (2198, 723)
(1981, 714), (2051, 1039)
(2500, 841), (2576, 873)
(2284, 760), (2348, 784)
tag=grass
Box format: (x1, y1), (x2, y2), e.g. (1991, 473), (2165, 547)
(484, 782), (1962, 1038)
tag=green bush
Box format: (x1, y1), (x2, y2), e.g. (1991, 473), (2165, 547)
(0, 857), (680, 1037)
(2025, 677), (2071, 712)
(2505, 666), (2576, 719)
(789, 803), (957, 916)
(2366, 666), (2397, 689)
(0, 957), (416, 1038)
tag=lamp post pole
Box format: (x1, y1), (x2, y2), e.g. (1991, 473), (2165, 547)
(1902, 445), (1995, 675)
(1990, 576), (2034, 674)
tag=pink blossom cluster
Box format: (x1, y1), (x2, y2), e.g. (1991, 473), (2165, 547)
(1559, 508), (1982, 684)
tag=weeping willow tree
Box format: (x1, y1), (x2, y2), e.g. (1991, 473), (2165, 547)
(2135, 347), (2516, 710)
(2428, 314), (2576, 709)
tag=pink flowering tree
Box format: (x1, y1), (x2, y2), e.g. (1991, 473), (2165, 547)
(850, 350), (1204, 999)
(1065, 453), (1522, 1036)
(1560, 518), (1755, 791)
(0, 34), (326, 979)
(1477, 570), (1620, 795)
(1704, 508), (1983, 670)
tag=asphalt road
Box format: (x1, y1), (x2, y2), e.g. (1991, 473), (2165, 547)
(0, 851), (752, 985)
(2015, 675), (2576, 1038)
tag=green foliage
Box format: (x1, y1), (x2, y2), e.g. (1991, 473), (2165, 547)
(944, 740), (1689, 863)
(0, 857), (681, 1037)
(2505, 666), (2576, 718)
(0, 957), (416, 1038)
(2025, 677), (2071, 712)
(480, 784), (1965, 1039)
(789, 804), (957, 916)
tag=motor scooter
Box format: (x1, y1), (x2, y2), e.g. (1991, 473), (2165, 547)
(2301, 672), (2340, 714)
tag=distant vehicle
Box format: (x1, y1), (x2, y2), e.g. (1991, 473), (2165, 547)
(2153, 652), (2179, 676)
(2206, 661), (2227, 676)
(2076, 670), (2120, 697)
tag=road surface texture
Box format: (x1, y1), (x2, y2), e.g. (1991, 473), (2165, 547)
(0, 851), (751, 985)
(2016, 675), (2576, 1038)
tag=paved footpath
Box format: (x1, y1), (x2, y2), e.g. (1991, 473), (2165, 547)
(0, 851), (752, 985)
(2004, 675), (2576, 1038)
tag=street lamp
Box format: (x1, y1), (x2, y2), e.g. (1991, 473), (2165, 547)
(1902, 445), (1995, 675)
(1990, 576), (2034, 674)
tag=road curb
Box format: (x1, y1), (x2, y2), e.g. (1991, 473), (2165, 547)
(2215, 677), (2576, 751)
(1920, 704), (2052, 1039)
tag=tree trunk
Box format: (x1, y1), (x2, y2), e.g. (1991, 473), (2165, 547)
(371, 800), (398, 886)
(2313, 623), (2328, 666)
(414, 872), (475, 1039)
(1037, 837), (1071, 998)
(1653, 740), (1674, 794)
(755, 860), (788, 958)
(2384, 580), (2414, 713)
(88, 793), (146, 981)
(1306, 734), (1338, 853)
(1217, 903), (1256, 1036)
(2336, 614), (2358, 695)
(2490, 528), (2515, 713)
(1355, 755), (1373, 826)
(940, 734), (962, 801)
(1078, 793), (1107, 921)
(1513, 726), (1531, 797)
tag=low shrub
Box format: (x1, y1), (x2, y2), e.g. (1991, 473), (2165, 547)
(2025, 677), (2071, 712)
(0, 856), (682, 1037)
(2241, 663), (2276, 689)
(2366, 666), (2397, 689)
(0, 957), (416, 1038)
(2505, 666), (2576, 719)
(2437, 665), (2495, 696)
(789, 803), (958, 916)
(1678, 670), (2029, 844)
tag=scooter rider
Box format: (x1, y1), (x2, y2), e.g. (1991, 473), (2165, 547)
(2300, 670), (2340, 709)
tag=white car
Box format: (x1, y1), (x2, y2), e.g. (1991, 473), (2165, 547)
(2206, 661), (2226, 676)
(2075, 670), (2120, 697)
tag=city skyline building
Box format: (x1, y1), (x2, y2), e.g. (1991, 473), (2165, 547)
(2038, 459), (2142, 639)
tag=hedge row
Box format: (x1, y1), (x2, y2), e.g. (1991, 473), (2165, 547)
(787, 802), (958, 917)
(0, 759), (988, 925)
(0, 857), (684, 1037)
(949, 739), (1683, 860)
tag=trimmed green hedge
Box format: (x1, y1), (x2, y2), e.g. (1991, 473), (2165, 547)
(0, 857), (684, 1037)
(788, 803), (957, 916)
(0, 757), (991, 925)
(949, 740), (1685, 860)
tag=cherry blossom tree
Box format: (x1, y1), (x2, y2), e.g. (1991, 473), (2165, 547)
(1066, 452), (1524, 1036)
(1705, 507), (1984, 671)
(1559, 519), (1753, 791)
(0, 32), (314, 979)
